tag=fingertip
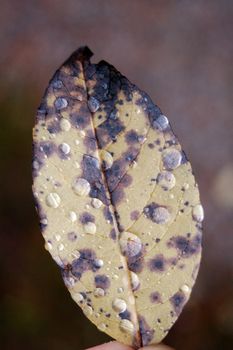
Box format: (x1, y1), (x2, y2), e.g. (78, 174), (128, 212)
(86, 340), (134, 350)
(139, 344), (174, 350)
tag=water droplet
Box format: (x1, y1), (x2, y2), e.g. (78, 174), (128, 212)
(54, 97), (68, 110)
(84, 222), (97, 235)
(91, 198), (103, 209)
(112, 298), (127, 313)
(153, 114), (169, 130)
(192, 204), (204, 222)
(157, 171), (176, 190)
(162, 149), (182, 170)
(119, 319), (134, 334)
(59, 142), (70, 155)
(72, 178), (91, 196)
(88, 96), (100, 112)
(46, 192), (61, 208)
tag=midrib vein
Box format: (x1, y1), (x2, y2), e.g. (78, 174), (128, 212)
(80, 58), (142, 348)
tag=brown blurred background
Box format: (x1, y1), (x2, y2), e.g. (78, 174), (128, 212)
(1, 1), (233, 349)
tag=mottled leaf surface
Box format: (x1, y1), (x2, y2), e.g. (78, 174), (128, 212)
(32, 47), (203, 348)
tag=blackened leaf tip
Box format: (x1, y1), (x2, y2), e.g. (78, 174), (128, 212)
(67, 46), (93, 64)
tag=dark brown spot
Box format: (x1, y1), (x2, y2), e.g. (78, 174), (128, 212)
(79, 212), (95, 224)
(169, 234), (202, 257)
(125, 130), (140, 145)
(106, 158), (126, 192)
(94, 274), (110, 290)
(47, 120), (61, 134)
(130, 210), (140, 221)
(121, 174), (133, 188)
(70, 104), (91, 129)
(150, 291), (162, 303)
(119, 309), (131, 320)
(103, 207), (113, 223)
(111, 186), (125, 205)
(148, 254), (166, 272)
(96, 118), (125, 148)
(83, 135), (97, 152)
(170, 291), (186, 316)
(109, 228), (117, 240)
(143, 202), (158, 222)
(82, 155), (109, 205)
(138, 315), (155, 346)
(67, 231), (77, 241)
(136, 91), (162, 127)
(127, 250), (144, 273)
(62, 249), (100, 280)
(148, 143), (155, 149)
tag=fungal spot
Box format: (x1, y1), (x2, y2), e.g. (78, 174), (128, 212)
(96, 118), (125, 148)
(138, 315), (155, 346)
(192, 204), (204, 222)
(144, 202), (170, 224)
(109, 228), (117, 240)
(148, 254), (166, 272)
(130, 210), (140, 221)
(119, 309), (131, 320)
(94, 274), (110, 290)
(157, 171), (176, 190)
(82, 155), (108, 205)
(103, 207), (113, 223)
(112, 298), (127, 313)
(46, 192), (61, 208)
(70, 105), (91, 129)
(79, 212), (95, 224)
(121, 174), (133, 188)
(153, 114), (169, 131)
(119, 232), (142, 258)
(150, 291), (162, 303)
(54, 97), (68, 110)
(72, 178), (91, 196)
(111, 186), (125, 205)
(70, 249), (100, 279)
(170, 291), (186, 315)
(125, 130), (140, 145)
(162, 149), (182, 170)
(67, 231), (77, 241)
(37, 141), (56, 158)
(83, 135), (97, 152)
(88, 96), (100, 112)
(47, 120), (61, 134)
(119, 319), (134, 334)
(169, 234), (202, 257)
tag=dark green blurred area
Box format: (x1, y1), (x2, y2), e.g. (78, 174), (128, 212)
(1, 1), (233, 349)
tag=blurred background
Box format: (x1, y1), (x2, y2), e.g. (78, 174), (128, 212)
(1, 1), (233, 349)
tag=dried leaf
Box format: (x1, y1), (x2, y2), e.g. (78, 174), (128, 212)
(32, 47), (203, 348)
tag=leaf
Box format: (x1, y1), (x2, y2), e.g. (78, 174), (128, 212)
(32, 47), (203, 348)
